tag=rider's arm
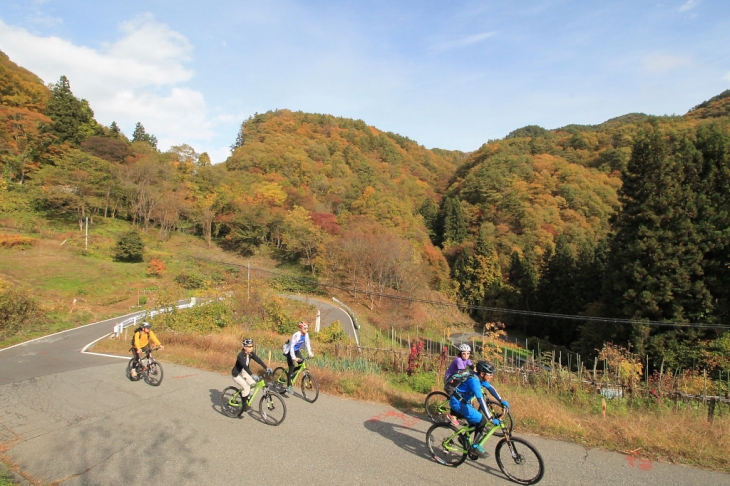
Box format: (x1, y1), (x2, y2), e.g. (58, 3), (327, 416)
(482, 381), (504, 402)
(288, 331), (301, 361)
(149, 330), (161, 347)
(304, 333), (313, 357)
(252, 352), (267, 371)
(470, 377), (494, 419)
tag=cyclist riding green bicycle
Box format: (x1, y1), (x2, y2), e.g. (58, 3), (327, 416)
(232, 338), (272, 408)
(449, 360), (509, 457)
(283, 321), (314, 394)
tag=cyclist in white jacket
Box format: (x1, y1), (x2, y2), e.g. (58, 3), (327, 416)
(283, 321), (314, 394)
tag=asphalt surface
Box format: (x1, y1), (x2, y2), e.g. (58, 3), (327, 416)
(1, 319), (730, 485)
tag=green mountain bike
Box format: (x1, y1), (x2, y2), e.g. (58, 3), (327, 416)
(426, 415), (544, 485)
(220, 373), (287, 426)
(424, 389), (513, 437)
(272, 358), (319, 403)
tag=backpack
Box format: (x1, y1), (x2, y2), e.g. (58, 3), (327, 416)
(444, 370), (472, 397)
(282, 339), (290, 354)
(130, 327), (143, 349)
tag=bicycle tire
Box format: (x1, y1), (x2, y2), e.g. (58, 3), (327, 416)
(495, 436), (545, 485)
(221, 386), (245, 417)
(426, 423), (468, 467)
(272, 367), (288, 394)
(126, 358), (142, 381)
(259, 390), (287, 425)
(486, 399), (513, 437)
(424, 391), (451, 423)
(143, 360), (164, 386)
(300, 371), (319, 403)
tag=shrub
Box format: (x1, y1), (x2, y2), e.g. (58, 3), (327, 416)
(113, 230), (144, 262)
(0, 233), (36, 249)
(147, 258), (166, 276)
(174, 272), (205, 289)
(317, 320), (347, 343)
(0, 288), (47, 340)
(152, 300), (232, 333)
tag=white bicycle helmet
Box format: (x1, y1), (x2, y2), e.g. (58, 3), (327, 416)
(458, 343), (471, 353)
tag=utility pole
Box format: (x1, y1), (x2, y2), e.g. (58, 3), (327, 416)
(85, 217), (89, 250)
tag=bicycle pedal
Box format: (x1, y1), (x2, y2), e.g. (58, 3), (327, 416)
(468, 452), (479, 460)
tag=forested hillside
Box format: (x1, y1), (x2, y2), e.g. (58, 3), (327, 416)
(2, 49), (730, 373)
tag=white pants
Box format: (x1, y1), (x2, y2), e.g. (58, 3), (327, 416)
(233, 371), (256, 396)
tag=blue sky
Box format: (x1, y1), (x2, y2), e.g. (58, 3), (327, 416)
(1, 1), (729, 163)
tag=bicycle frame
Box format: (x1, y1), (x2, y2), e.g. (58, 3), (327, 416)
(277, 359), (309, 386)
(227, 376), (268, 406)
(442, 419), (509, 454)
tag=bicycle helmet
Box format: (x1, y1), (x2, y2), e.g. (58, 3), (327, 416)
(475, 360), (496, 374)
(298, 321), (309, 331)
(242, 338), (253, 347)
(458, 343), (471, 353)
(141, 322), (151, 329)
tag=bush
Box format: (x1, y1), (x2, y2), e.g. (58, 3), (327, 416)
(0, 233), (36, 249)
(152, 300), (232, 333)
(392, 372), (437, 394)
(317, 320), (347, 343)
(147, 258), (166, 276)
(113, 230), (144, 262)
(0, 288), (47, 340)
(174, 272), (205, 289)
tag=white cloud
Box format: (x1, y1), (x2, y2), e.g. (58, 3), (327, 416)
(642, 53), (692, 73)
(679, 0), (700, 12)
(0, 15), (221, 152)
(429, 31), (496, 52)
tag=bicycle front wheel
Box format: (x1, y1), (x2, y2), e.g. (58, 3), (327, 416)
(425, 391), (451, 423)
(126, 359), (142, 381)
(259, 390), (287, 425)
(271, 367), (288, 394)
(301, 372), (319, 403)
(426, 423), (468, 467)
(143, 360), (164, 386)
(221, 386), (245, 417)
(495, 436), (545, 485)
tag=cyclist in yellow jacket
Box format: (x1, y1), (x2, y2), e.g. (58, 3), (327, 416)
(132, 322), (164, 371)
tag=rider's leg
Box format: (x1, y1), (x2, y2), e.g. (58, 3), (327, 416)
(233, 372), (254, 397)
(286, 351), (303, 386)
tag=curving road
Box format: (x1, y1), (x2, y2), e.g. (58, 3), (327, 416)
(1, 319), (729, 485)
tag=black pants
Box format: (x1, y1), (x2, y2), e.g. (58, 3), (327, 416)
(132, 345), (151, 366)
(285, 350), (303, 386)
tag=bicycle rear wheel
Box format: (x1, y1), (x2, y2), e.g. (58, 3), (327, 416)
(221, 386), (245, 417)
(126, 358), (142, 381)
(143, 360), (163, 386)
(271, 367), (288, 394)
(486, 399), (513, 437)
(426, 423), (468, 467)
(259, 390), (287, 425)
(425, 391), (450, 423)
(301, 372), (319, 403)
(495, 436), (545, 485)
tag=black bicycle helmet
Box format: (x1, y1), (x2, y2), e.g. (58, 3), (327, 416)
(242, 338), (253, 347)
(475, 360), (496, 374)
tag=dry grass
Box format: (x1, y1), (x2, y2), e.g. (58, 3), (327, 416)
(92, 328), (730, 472)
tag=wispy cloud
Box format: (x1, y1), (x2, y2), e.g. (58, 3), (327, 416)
(642, 53), (692, 73)
(0, 15), (227, 158)
(429, 31), (496, 52)
(679, 0), (700, 12)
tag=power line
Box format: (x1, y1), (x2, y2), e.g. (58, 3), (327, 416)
(192, 257), (730, 331)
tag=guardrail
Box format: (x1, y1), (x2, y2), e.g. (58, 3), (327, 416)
(112, 298), (197, 335)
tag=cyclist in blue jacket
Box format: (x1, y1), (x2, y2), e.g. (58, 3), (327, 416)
(449, 360), (509, 456)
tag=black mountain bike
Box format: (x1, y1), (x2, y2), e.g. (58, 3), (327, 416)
(126, 348), (163, 386)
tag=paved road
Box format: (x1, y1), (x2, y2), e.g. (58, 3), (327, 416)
(283, 295), (356, 340)
(1, 322), (729, 485)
